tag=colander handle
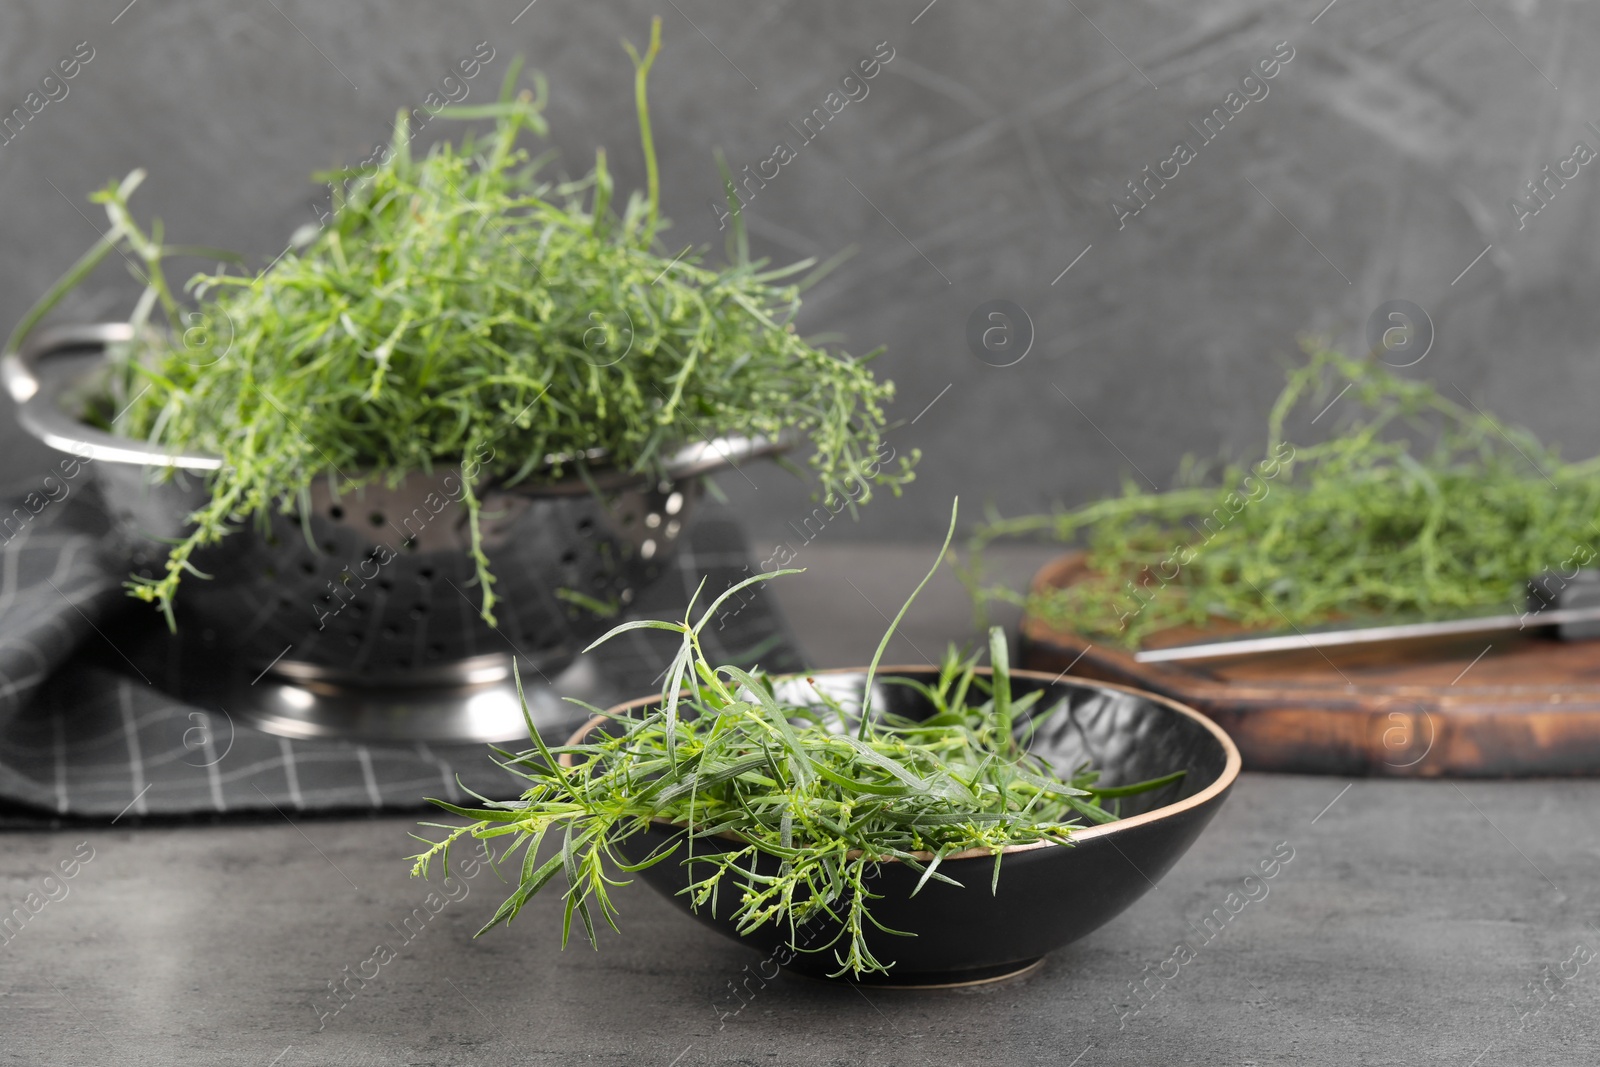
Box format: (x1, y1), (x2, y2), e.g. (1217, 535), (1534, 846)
(3, 321), (222, 470)
(1, 321), (134, 405)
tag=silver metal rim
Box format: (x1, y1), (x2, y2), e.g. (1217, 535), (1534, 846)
(268, 652), (516, 689)
(3, 321), (788, 487)
(224, 654), (603, 743)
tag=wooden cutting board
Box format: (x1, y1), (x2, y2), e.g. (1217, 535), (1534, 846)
(1018, 553), (1600, 777)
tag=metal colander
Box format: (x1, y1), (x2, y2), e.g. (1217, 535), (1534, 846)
(5, 323), (780, 688)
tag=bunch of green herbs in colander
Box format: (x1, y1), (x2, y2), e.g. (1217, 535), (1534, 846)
(9, 20), (914, 628)
(409, 503), (1180, 978)
(962, 344), (1600, 648)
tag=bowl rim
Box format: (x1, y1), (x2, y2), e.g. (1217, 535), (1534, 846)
(561, 664), (1242, 862)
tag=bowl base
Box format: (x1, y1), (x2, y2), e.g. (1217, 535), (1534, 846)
(788, 956), (1046, 989)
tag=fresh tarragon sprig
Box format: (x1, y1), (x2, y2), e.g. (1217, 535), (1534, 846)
(410, 500), (1181, 977)
(10, 19), (915, 629)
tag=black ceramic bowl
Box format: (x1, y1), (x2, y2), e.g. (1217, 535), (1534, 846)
(577, 667), (1241, 986)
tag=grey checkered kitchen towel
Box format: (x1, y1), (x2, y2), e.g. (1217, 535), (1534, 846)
(0, 495), (801, 822)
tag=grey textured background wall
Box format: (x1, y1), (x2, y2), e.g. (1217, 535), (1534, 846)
(0, 0), (1592, 547)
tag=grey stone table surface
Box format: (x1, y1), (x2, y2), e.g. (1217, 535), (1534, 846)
(3, 545), (1599, 1067)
